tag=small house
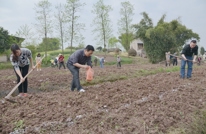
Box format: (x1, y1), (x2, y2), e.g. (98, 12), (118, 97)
(130, 39), (146, 57)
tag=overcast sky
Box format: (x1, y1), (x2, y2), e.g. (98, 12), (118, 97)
(0, 0), (206, 49)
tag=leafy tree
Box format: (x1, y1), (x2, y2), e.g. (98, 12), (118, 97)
(118, 1), (134, 51)
(37, 38), (60, 52)
(34, 0), (53, 57)
(200, 47), (205, 56)
(0, 27), (10, 53)
(133, 12), (153, 40)
(118, 33), (134, 51)
(96, 46), (102, 51)
(76, 43), (85, 49)
(92, 0), (112, 51)
(134, 13), (200, 63)
(27, 45), (37, 58)
(55, 3), (67, 55)
(108, 37), (118, 48)
(65, 0), (85, 52)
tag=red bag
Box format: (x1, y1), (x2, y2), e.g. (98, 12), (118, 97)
(86, 67), (94, 81)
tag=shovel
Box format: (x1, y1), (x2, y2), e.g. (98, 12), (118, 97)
(4, 55), (45, 102)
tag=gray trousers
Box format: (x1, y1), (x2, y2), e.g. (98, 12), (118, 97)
(67, 64), (82, 91)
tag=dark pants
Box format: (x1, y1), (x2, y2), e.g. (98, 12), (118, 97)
(14, 65), (29, 93)
(117, 62), (121, 68)
(54, 62), (58, 67)
(59, 62), (66, 69)
(67, 64), (82, 91)
(173, 59), (177, 66)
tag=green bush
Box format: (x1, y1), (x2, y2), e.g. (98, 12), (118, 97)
(0, 62), (13, 70)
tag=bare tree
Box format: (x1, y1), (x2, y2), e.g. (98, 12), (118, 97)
(34, 0), (53, 57)
(15, 24), (34, 47)
(91, 0), (112, 51)
(65, 0), (85, 52)
(118, 1), (134, 51)
(55, 3), (67, 54)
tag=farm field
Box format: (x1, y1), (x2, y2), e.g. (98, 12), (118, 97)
(0, 56), (206, 134)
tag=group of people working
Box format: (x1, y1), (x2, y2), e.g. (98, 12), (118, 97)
(9, 40), (198, 96)
(50, 54), (66, 70)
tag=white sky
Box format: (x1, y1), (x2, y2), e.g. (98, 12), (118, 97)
(0, 0), (206, 49)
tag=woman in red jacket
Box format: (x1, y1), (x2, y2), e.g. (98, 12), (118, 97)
(58, 54), (66, 69)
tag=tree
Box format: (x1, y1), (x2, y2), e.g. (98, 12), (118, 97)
(34, 0), (53, 57)
(65, 0), (85, 52)
(118, 33), (134, 51)
(108, 37), (118, 48)
(15, 24), (34, 47)
(37, 38), (61, 52)
(118, 1), (134, 51)
(200, 47), (205, 56)
(133, 13), (200, 63)
(92, 0), (112, 51)
(96, 46), (102, 51)
(133, 12), (153, 40)
(0, 27), (10, 53)
(27, 45), (37, 58)
(55, 4), (67, 55)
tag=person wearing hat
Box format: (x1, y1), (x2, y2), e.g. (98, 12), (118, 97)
(58, 54), (66, 69)
(67, 45), (94, 92)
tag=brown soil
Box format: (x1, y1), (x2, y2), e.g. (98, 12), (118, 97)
(0, 60), (206, 133)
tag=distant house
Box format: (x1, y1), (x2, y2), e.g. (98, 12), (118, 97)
(130, 39), (146, 57)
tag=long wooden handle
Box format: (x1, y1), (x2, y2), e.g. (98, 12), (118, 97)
(5, 55), (45, 99)
(168, 54), (194, 62)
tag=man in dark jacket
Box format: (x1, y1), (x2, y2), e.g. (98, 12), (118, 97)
(180, 40), (198, 79)
(67, 45), (94, 92)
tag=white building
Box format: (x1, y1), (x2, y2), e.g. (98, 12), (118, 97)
(130, 39), (146, 57)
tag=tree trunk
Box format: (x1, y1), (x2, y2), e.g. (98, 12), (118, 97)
(70, 7), (75, 53)
(60, 18), (64, 54)
(101, 14), (106, 55)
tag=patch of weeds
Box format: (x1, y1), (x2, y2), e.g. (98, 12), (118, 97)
(14, 120), (24, 130)
(185, 110), (206, 134)
(39, 81), (50, 91)
(167, 128), (186, 134)
(40, 129), (47, 134)
(167, 109), (206, 134)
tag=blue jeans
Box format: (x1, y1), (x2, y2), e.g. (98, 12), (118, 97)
(100, 61), (104, 68)
(67, 64), (82, 91)
(180, 56), (193, 78)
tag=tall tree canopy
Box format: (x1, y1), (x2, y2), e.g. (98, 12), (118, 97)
(108, 37), (118, 48)
(118, 1), (134, 51)
(65, 0), (85, 52)
(34, 0), (53, 57)
(200, 47), (205, 56)
(134, 12), (200, 63)
(118, 33), (134, 51)
(92, 0), (112, 50)
(37, 38), (61, 52)
(0, 27), (10, 53)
